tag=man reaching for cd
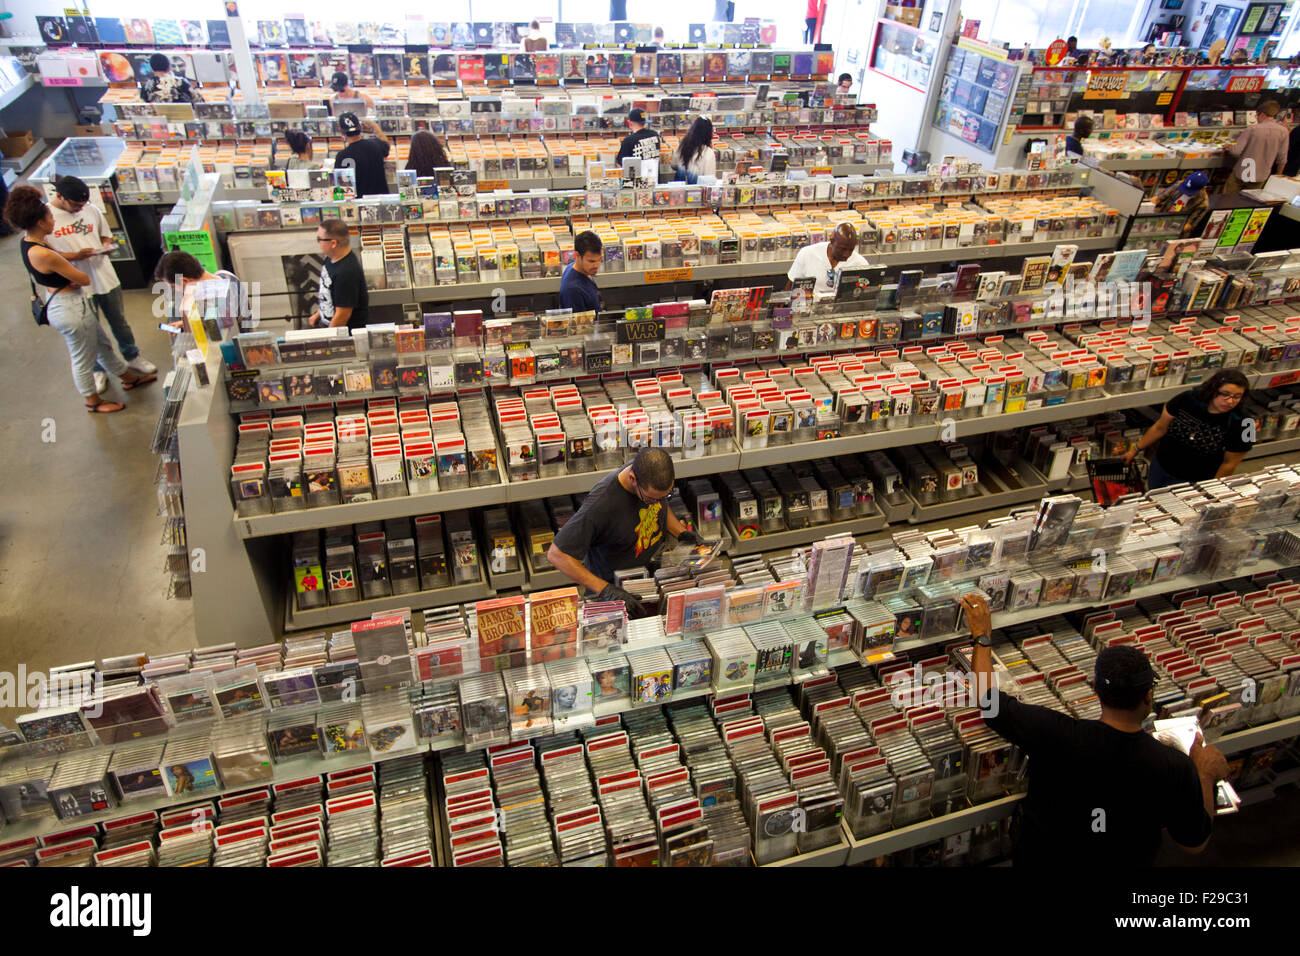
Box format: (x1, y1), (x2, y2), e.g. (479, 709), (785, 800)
(962, 593), (1230, 867)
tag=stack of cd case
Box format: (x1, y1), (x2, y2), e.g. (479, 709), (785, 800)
(47, 750), (116, 820)
(213, 716), (275, 787)
(160, 731), (220, 797)
(744, 621), (795, 685)
(706, 628), (758, 694)
(107, 741), (167, 802)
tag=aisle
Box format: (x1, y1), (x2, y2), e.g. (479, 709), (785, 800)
(0, 231), (193, 729)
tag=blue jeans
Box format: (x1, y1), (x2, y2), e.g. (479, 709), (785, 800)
(90, 286), (139, 370)
(46, 291), (128, 396)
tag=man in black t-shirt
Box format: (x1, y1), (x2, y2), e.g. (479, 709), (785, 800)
(547, 449), (701, 618)
(615, 108), (662, 165)
(963, 594), (1229, 867)
(307, 219), (370, 331)
(334, 112), (391, 198)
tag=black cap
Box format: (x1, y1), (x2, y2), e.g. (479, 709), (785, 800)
(1095, 645), (1157, 690)
(338, 112), (362, 137)
(54, 175), (90, 204)
(628, 108), (647, 124)
(149, 52), (171, 72)
(330, 71), (349, 92)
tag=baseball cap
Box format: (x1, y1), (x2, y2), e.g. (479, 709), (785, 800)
(329, 71), (349, 92)
(338, 112), (362, 137)
(628, 108), (647, 124)
(54, 176), (91, 204)
(1178, 170), (1209, 195)
(1095, 645), (1157, 691)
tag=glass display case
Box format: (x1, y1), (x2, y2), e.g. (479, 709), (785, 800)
(933, 40), (1022, 154)
(29, 136), (135, 264)
(869, 19), (938, 93)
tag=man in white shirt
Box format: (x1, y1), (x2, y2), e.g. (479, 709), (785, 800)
(47, 176), (156, 392)
(786, 222), (870, 295)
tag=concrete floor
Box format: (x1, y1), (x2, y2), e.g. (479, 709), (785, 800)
(0, 174), (1296, 864)
(0, 226), (193, 729)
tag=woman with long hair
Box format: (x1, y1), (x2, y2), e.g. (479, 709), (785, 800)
(283, 129), (318, 170)
(406, 130), (451, 179)
(6, 185), (154, 413)
(673, 116), (717, 182)
(1124, 369), (1254, 488)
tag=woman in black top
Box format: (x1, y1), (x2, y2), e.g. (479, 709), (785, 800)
(1124, 369), (1253, 489)
(6, 185), (153, 412)
(405, 131), (450, 180)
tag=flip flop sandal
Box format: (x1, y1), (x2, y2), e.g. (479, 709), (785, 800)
(85, 398), (125, 414)
(122, 372), (157, 390)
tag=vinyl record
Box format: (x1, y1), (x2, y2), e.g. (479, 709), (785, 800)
(99, 52), (135, 83)
(37, 16), (68, 43)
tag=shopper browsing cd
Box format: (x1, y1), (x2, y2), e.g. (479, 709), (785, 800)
(307, 219), (370, 331)
(328, 71), (374, 112)
(1123, 370), (1254, 489)
(963, 593), (1230, 867)
(615, 108), (662, 165)
(334, 112), (391, 199)
(6, 185), (154, 413)
(546, 449), (702, 619)
(558, 230), (604, 313)
(785, 222), (870, 296)
(46, 176), (157, 395)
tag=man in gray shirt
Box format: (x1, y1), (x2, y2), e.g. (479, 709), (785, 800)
(1225, 99), (1289, 193)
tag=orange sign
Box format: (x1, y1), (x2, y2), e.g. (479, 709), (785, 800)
(476, 180), (509, 191)
(645, 267), (694, 282)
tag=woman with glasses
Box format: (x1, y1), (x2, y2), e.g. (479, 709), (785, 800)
(1124, 370), (1254, 489)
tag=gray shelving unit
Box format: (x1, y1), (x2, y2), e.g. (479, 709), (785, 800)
(285, 562), (492, 630)
(723, 510), (888, 556)
(907, 458), (1048, 524)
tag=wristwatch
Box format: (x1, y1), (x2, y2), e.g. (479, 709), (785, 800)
(974, 633), (992, 647)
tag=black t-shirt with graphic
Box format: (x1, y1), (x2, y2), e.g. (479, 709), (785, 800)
(983, 696), (1212, 867)
(552, 470), (667, 588)
(616, 127), (662, 163)
(319, 251), (370, 331)
(1156, 389), (1253, 482)
(335, 137), (391, 198)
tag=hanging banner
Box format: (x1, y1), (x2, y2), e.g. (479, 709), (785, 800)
(1083, 71), (1129, 99)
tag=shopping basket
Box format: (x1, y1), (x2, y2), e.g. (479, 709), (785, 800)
(1087, 457), (1146, 507)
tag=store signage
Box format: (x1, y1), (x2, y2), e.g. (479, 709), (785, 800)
(1045, 39), (1068, 65)
(476, 180), (508, 191)
(1156, 92), (1174, 105)
(164, 229), (219, 274)
(1226, 75), (1265, 93)
(1083, 72), (1129, 98)
(43, 77), (85, 86)
(646, 267), (694, 282)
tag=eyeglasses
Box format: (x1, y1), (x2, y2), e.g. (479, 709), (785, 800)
(633, 480), (672, 505)
(315, 235), (333, 243)
(1215, 390), (1244, 401)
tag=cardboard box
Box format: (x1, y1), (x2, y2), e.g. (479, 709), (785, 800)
(886, 5), (924, 28)
(0, 130), (36, 159)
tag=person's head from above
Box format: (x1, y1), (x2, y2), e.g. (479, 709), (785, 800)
(573, 229), (603, 277)
(154, 250), (210, 290)
(1073, 115), (1094, 141)
(407, 130), (449, 172)
(1196, 368), (1249, 414)
(654, 27), (665, 41)
(1177, 169), (1209, 197)
(149, 52), (172, 75)
(338, 111), (363, 141)
(627, 448), (675, 505)
(284, 129), (311, 158)
(1257, 98), (1281, 120)
(837, 72), (852, 92)
(530, 19), (541, 31)
(1095, 645), (1157, 720)
(827, 222), (860, 266)
(627, 107), (647, 130)
(330, 71), (350, 93)
(1066, 36), (1078, 51)
(3, 184), (52, 235)
(678, 115), (714, 165)
(315, 218), (352, 260)
(52, 175), (91, 213)
(1230, 48), (1249, 64)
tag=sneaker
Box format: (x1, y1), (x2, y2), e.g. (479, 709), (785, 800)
(127, 356), (158, 374)
(93, 371), (108, 395)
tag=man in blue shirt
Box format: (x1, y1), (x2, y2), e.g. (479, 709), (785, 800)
(559, 230), (603, 312)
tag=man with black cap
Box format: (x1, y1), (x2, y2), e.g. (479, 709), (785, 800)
(334, 111), (391, 198)
(615, 108), (662, 165)
(48, 176), (156, 389)
(329, 71), (374, 112)
(141, 53), (196, 104)
(962, 592), (1230, 866)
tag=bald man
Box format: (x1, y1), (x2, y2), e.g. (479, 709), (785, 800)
(786, 222), (870, 295)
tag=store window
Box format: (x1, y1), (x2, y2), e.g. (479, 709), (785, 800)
(959, 0), (1144, 49)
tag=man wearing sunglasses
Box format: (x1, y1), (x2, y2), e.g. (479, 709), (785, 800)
(547, 448), (702, 618)
(306, 219), (370, 330)
(785, 221), (870, 296)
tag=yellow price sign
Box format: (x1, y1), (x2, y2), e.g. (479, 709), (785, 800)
(645, 267), (694, 282)
(1156, 92), (1173, 106)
